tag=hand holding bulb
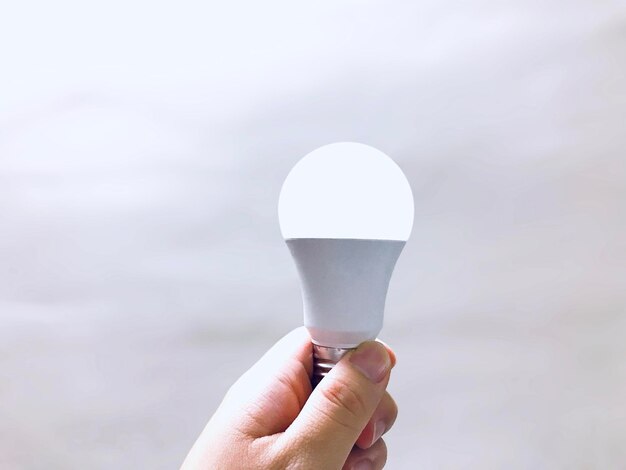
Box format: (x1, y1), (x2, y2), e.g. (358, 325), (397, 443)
(181, 328), (397, 470)
(182, 143), (413, 470)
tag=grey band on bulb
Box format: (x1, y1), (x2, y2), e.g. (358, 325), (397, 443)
(311, 344), (355, 387)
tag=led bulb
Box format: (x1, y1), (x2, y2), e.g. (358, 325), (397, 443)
(278, 142), (414, 384)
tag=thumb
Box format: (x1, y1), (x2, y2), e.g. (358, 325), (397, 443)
(281, 341), (392, 468)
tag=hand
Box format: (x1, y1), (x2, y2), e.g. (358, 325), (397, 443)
(181, 327), (398, 470)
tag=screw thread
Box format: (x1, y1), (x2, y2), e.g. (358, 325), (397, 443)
(312, 344), (354, 387)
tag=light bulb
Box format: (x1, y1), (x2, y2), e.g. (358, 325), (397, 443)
(278, 142), (414, 385)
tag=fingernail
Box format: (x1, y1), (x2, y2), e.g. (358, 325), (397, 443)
(376, 339), (396, 367)
(352, 459), (374, 470)
(350, 342), (391, 383)
(372, 419), (386, 446)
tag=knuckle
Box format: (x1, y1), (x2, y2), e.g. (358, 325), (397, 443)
(318, 377), (369, 428)
(270, 438), (318, 470)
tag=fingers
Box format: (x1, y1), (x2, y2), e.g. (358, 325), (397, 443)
(355, 391), (398, 450)
(342, 438), (388, 470)
(280, 341), (392, 469)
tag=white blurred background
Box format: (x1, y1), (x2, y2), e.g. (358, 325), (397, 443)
(1, 1), (625, 468)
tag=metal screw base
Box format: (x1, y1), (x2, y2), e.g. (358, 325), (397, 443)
(312, 344), (354, 387)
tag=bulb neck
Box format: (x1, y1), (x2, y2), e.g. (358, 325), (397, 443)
(312, 344), (355, 387)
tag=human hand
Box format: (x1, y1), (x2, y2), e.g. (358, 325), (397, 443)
(181, 327), (398, 470)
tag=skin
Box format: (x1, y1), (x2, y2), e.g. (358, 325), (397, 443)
(181, 327), (398, 470)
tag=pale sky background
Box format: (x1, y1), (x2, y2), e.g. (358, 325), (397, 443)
(1, 1), (625, 468)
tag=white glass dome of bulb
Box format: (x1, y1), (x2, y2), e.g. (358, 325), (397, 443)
(278, 142), (414, 385)
(279, 142), (414, 240)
